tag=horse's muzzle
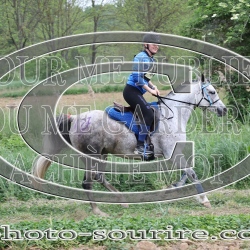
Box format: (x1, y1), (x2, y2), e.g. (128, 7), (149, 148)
(217, 107), (227, 117)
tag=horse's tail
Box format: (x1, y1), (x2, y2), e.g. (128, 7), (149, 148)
(31, 114), (73, 179)
(32, 155), (52, 179)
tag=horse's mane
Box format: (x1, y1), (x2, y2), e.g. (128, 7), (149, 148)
(165, 80), (200, 98)
(166, 90), (175, 97)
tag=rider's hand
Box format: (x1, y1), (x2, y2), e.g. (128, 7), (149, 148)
(143, 84), (160, 96)
(151, 86), (160, 96)
(150, 88), (160, 96)
(154, 86), (160, 96)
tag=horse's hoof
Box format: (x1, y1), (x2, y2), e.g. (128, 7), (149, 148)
(97, 211), (109, 217)
(93, 209), (109, 217)
(121, 203), (129, 208)
(203, 201), (212, 208)
(99, 211), (109, 217)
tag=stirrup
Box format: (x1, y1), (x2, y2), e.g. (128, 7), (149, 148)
(134, 143), (155, 161)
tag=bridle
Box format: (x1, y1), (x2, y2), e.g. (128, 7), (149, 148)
(154, 81), (220, 120)
(196, 82), (220, 107)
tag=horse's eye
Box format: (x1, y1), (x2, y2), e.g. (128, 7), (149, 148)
(209, 91), (215, 95)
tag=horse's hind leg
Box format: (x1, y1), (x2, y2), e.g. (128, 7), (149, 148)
(82, 171), (109, 217)
(186, 169), (211, 208)
(96, 173), (128, 208)
(82, 157), (128, 216)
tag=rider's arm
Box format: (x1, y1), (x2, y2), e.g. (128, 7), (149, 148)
(131, 52), (153, 87)
(131, 52), (160, 96)
(148, 81), (157, 90)
(148, 81), (160, 95)
(131, 59), (149, 87)
(143, 84), (159, 96)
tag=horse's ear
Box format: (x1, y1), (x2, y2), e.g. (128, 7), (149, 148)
(201, 73), (205, 83)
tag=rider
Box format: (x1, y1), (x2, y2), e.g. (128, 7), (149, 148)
(123, 32), (160, 155)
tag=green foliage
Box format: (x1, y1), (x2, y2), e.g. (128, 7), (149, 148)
(115, 0), (190, 33)
(0, 134), (26, 150)
(24, 55), (70, 82)
(183, 0), (250, 112)
(225, 73), (250, 123)
(185, 0), (250, 54)
(101, 173), (165, 192)
(187, 108), (250, 188)
(0, 184), (7, 202)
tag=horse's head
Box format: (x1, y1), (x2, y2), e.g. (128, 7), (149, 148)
(196, 81), (227, 117)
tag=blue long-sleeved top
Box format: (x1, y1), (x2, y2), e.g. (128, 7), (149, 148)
(126, 50), (156, 94)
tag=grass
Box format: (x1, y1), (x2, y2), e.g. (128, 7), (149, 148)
(1, 189), (250, 222)
(0, 190), (250, 249)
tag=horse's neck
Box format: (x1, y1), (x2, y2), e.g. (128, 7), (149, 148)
(161, 83), (200, 124)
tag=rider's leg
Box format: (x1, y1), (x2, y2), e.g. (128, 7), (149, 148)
(135, 123), (152, 154)
(123, 85), (154, 154)
(138, 124), (151, 144)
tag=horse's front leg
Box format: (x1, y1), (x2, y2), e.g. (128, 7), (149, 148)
(163, 143), (211, 208)
(174, 169), (211, 208)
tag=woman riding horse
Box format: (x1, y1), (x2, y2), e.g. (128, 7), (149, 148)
(123, 32), (160, 156)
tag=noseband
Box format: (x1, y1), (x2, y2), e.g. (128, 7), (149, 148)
(196, 82), (220, 107)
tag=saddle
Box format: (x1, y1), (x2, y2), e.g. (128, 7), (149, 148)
(105, 102), (160, 161)
(113, 101), (134, 113)
(105, 101), (160, 136)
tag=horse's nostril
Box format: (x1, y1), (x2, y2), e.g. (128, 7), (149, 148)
(217, 106), (227, 116)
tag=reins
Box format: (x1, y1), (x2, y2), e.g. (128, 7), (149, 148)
(153, 81), (220, 120)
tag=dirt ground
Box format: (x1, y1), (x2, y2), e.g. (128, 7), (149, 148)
(0, 90), (170, 109)
(70, 240), (248, 250)
(0, 93), (124, 109)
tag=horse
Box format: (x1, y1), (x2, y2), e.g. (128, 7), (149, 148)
(32, 79), (227, 216)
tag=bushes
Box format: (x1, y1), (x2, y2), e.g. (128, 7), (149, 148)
(225, 73), (250, 124)
(226, 84), (250, 123)
(187, 108), (250, 188)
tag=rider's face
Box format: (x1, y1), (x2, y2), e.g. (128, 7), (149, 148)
(147, 43), (159, 54)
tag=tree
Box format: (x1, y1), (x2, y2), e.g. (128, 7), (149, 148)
(90, 0), (103, 64)
(115, 0), (189, 33)
(0, 0), (47, 51)
(185, 0), (250, 123)
(185, 0), (250, 54)
(88, 0), (115, 63)
(38, 0), (88, 41)
(37, 0), (89, 62)
(0, 0), (49, 79)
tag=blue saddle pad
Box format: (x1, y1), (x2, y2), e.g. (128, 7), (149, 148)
(105, 102), (158, 137)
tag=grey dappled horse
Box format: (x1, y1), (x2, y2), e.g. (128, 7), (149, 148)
(32, 79), (227, 216)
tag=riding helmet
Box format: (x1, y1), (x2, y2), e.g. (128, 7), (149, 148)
(142, 32), (160, 44)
